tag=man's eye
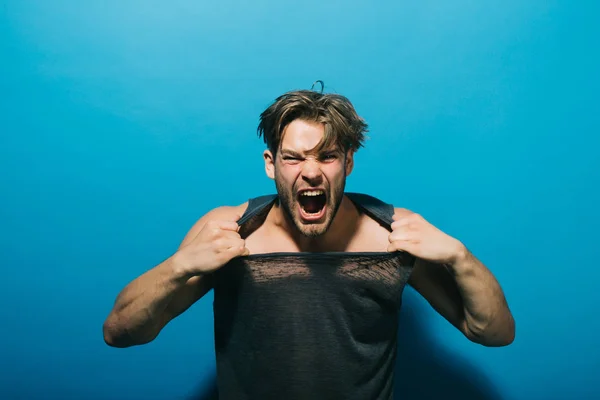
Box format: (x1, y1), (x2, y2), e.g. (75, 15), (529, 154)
(322, 154), (337, 160)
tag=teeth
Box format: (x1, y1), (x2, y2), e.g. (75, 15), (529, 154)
(300, 190), (324, 197)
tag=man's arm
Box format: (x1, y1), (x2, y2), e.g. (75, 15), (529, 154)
(408, 251), (515, 347)
(388, 207), (515, 347)
(102, 204), (247, 348)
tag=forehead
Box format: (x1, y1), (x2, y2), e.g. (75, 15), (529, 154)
(280, 119), (327, 153)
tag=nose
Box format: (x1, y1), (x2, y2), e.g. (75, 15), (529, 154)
(301, 159), (323, 184)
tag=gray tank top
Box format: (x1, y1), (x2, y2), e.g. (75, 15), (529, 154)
(212, 192), (416, 399)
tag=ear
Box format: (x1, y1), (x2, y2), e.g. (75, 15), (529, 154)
(264, 149), (275, 179)
(344, 151), (355, 177)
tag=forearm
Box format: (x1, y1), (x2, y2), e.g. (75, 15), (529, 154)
(103, 255), (189, 347)
(448, 245), (515, 346)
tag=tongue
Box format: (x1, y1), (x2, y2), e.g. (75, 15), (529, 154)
(302, 196), (322, 214)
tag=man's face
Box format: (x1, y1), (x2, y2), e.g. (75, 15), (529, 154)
(264, 119), (354, 237)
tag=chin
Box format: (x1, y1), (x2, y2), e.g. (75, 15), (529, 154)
(296, 224), (328, 238)
(292, 211), (333, 238)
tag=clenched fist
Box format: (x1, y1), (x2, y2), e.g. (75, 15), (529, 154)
(174, 217), (250, 276)
(387, 208), (465, 265)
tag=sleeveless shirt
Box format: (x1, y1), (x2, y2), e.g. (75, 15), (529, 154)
(212, 192), (416, 400)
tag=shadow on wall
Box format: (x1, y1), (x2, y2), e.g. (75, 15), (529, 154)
(393, 289), (502, 400)
(188, 289), (502, 400)
(187, 376), (218, 400)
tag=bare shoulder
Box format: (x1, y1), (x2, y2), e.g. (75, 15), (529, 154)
(178, 201), (249, 248)
(203, 202), (249, 221)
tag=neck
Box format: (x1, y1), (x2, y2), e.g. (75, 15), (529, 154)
(268, 195), (362, 252)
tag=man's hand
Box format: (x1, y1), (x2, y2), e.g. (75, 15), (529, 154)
(387, 208), (465, 265)
(387, 208), (515, 346)
(173, 216), (250, 277)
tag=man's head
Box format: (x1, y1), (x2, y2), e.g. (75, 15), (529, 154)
(257, 89), (368, 237)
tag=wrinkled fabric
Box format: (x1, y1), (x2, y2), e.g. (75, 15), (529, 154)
(212, 193), (415, 400)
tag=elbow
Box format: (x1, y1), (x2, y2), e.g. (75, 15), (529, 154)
(485, 326), (515, 347)
(465, 314), (516, 347)
(103, 331), (120, 348)
(103, 319), (129, 348)
(102, 316), (138, 348)
(502, 315), (516, 346)
(103, 331), (125, 348)
(502, 314), (516, 346)
(495, 312), (516, 346)
(102, 315), (158, 348)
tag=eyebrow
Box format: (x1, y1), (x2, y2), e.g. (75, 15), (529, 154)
(280, 149), (303, 157)
(280, 148), (340, 157)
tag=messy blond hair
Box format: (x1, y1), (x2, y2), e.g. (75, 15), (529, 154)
(257, 89), (368, 157)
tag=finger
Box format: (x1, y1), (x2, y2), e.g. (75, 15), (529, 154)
(234, 214), (243, 229)
(218, 220), (241, 232)
(392, 209), (414, 221)
(387, 240), (414, 253)
(216, 236), (242, 250)
(391, 218), (412, 230)
(219, 229), (243, 239)
(387, 241), (402, 252)
(389, 230), (411, 242)
(222, 237), (247, 250)
(225, 242), (250, 257)
(236, 238), (250, 256)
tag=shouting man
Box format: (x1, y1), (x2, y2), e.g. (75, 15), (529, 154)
(103, 88), (515, 400)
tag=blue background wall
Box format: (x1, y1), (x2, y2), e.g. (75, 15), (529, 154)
(1, 1), (598, 399)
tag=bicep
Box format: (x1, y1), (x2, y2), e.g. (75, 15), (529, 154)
(408, 259), (468, 333)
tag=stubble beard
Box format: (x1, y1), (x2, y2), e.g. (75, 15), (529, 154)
(275, 172), (346, 238)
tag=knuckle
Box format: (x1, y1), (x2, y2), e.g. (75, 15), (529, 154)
(396, 208), (412, 217)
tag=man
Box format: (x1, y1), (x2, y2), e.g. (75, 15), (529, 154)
(103, 88), (515, 399)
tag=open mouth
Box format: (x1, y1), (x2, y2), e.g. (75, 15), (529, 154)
(297, 189), (327, 220)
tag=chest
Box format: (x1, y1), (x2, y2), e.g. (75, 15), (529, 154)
(244, 214), (392, 255)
